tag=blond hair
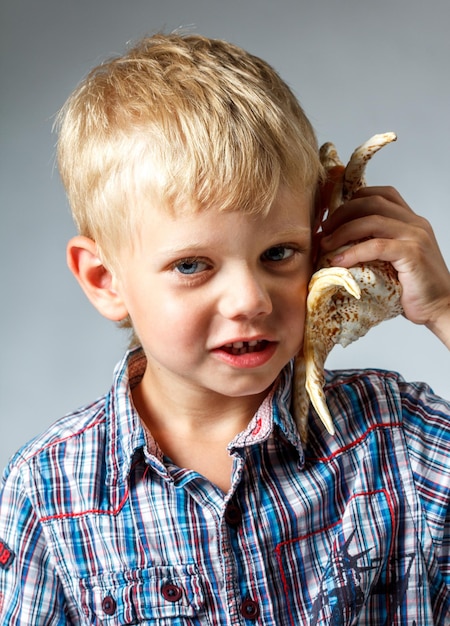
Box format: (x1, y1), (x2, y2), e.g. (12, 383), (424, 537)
(57, 32), (324, 268)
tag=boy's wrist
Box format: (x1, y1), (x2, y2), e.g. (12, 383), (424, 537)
(426, 297), (450, 350)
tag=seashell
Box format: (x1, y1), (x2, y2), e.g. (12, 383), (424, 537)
(293, 133), (402, 437)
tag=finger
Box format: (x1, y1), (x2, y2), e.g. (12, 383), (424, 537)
(351, 185), (410, 206)
(328, 237), (417, 272)
(321, 214), (421, 253)
(322, 187), (415, 234)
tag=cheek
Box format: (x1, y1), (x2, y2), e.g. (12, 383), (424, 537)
(151, 296), (210, 349)
(280, 279), (309, 334)
(284, 276), (309, 311)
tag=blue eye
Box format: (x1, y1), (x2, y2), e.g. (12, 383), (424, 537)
(174, 258), (209, 275)
(262, 246), (295, 262)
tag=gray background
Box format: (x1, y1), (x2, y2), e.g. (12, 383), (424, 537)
(1, 0), (449, 471)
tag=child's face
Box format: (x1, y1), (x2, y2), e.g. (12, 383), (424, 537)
(114, 186), (312, 407)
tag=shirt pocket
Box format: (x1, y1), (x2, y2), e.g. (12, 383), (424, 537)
(79, 564), (210, 625)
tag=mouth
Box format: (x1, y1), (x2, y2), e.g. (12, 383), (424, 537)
(212, 338), (277, 369)
(221, 340), (270, 355)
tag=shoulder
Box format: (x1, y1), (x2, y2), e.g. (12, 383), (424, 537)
(324, 367), (449, 428)
(0, 395), (109, 562)
(2, 349), (147, 519)
(324, 366), (449, 424)
(5, 394), (108, 475)
(308, 367), (450, 497)
(316, 367), (450, 455)
(2, 394), (109, 516)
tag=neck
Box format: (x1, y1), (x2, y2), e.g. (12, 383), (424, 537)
(131, 367), (269, 492)
(132, 367), (266, 441)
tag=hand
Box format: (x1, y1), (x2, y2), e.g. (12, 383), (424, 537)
(319, 186), (450, 348)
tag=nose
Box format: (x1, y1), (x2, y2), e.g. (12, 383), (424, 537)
(218, 266), (272, 320)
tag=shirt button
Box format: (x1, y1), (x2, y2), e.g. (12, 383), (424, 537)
(102, 595), (117, 615)
(240, 598), (260, 620)
(224, 503), (242, 527)
(161, 582), (183, 602)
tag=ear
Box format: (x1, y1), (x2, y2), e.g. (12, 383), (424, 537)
(67, 235), (128, 321)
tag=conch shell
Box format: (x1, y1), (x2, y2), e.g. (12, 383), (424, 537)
(293, 133), (403, 437)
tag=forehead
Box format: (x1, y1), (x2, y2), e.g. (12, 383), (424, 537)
(135, 187), (312, 249)
(165, 184), (312, 222)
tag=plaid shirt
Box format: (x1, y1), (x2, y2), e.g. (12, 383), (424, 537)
(1, 347), (449, 625)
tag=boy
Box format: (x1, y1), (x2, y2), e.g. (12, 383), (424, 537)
(1, 32), (450, 625)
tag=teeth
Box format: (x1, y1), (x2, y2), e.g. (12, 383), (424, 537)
(223, 340), (266, 355)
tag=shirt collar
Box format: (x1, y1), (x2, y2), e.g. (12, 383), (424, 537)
(105, 348), (305, 486)
(105, 347), (148, 486)
(228, 360), (305, 465)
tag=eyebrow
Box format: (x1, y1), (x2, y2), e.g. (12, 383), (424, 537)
(273, 226), (311, 237)
(267, 225), (312, 244)
(156, 222), (312, 260)
(163, 229), (311, 254)
(159, 242), (211, 257)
